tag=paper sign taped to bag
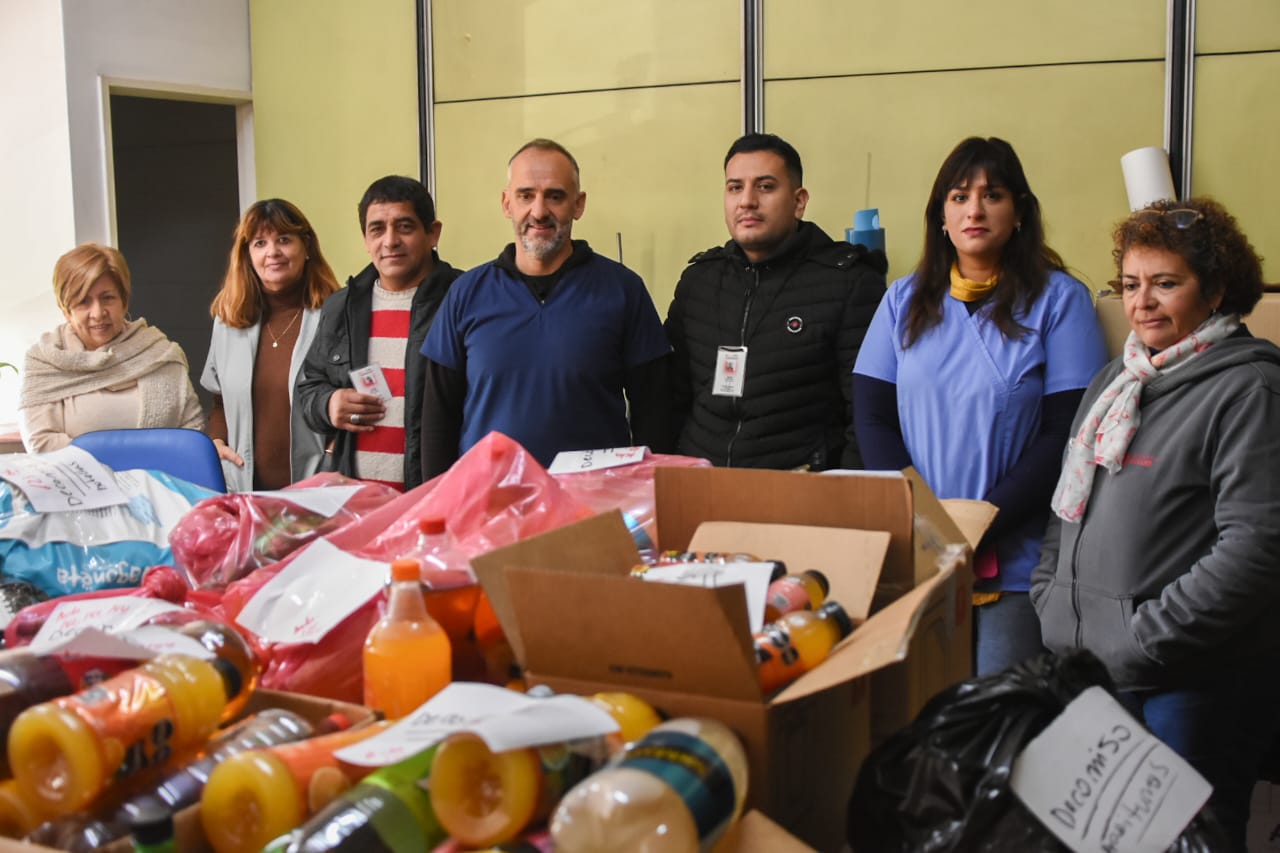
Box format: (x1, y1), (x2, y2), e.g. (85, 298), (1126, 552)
(0, 446), (127, 512)
(1011, 686), (1211, 853)
(336, 682), (618, 767)
(548, 446), (648, 475)
(235, 539), (387, 644)
(245, 485), (363, 517)
(640, 561), (774, 630)
(29, 595), (187, 654)
(36, 625), (213, 661)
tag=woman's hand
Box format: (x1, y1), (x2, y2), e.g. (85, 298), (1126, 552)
(213, 438), (245, 467)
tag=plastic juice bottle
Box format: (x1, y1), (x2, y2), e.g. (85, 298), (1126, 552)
(549, 717), (749, 852)
(754, 600), (855, 693)
(762, 569), (831, 623)
(199, 719), (391, 853)
(128, 803), (175, 853)
(590, 691), (663, 748)
(429, 732), (609, 847)
(364, 559), (452, 719)
(7, 653), (243, 816)
(259, 744), (445, 852)
(169, 619), (261, 721)
(0, 618), (259, 776)
(0, 777), (48, 837)
(26, 708), (333, 852)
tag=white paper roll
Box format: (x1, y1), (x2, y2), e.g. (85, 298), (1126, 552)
(1120, 146), (1176, 211)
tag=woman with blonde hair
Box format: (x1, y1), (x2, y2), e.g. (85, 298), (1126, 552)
(203, 199), (341, 491)
(20, 243), (204, 451)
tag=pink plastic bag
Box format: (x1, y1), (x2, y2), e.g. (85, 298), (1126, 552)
(220, 432), (596, 702)
(552, 452), (711, 561)
(168, 473), (400, 588)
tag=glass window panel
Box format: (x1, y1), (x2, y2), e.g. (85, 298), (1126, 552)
(433, 0), (740, 102)
(1192, 53), (1280, 281)
(765, 62), (1165, 291)
(434, 83), (740, 314)
(763, 1), (1164, 79)
(250, 0), (419, 280)
(1196, 1), (1280, 53)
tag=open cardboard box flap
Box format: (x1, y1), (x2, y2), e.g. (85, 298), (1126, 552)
(473, 465), (967, 707)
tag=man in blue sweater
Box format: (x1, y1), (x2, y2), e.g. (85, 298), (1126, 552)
(419, 139), (672, 477)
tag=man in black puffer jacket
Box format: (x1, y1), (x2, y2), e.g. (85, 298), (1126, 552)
(666, 134), (887, 469)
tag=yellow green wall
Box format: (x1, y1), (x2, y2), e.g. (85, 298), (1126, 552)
(249, 0), (420, 281)
(252, 2), (1279, 304)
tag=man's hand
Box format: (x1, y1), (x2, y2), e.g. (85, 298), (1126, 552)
(328, 389), (387, 433)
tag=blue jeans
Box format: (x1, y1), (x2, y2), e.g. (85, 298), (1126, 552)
(973, 592), (1046, 676)
(1119, 665), (1280, 852)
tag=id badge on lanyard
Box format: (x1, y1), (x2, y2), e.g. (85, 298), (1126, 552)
(713, 346), (748, 397)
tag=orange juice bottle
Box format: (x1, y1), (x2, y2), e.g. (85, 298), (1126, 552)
(7, 654), (243, 816)
(590, 692), (663, 749)
(199, 720), (390, 853)
(429, 733), (610, 848)
(754, 600), (854, 693)
(364, 559), (452, 719)
(762, 569), (831, 623)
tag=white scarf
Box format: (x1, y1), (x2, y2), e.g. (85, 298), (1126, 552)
(1050, 312), (1240, 522)
(21, 319), (192, 427)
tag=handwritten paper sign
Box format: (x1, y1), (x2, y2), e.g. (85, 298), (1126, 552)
(640, 561), (775, 630)
(547, 446), (648, 475)
(29, 596), (186, 654)
(1011, 686), (1211, 853)
(235, 539), (387, 644)
(336, 682), (618, 767)
(35, 625), (213, 661)
(0, 446), (127, 512)
(245, 485), (363, 517)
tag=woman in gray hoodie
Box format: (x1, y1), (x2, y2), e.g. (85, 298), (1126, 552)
(1031, 197), (1280, 851)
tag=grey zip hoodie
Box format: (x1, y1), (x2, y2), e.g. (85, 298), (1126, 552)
(1031, 329), (1280, 690)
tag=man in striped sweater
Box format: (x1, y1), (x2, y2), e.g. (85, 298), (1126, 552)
(296, 176), (461, 490)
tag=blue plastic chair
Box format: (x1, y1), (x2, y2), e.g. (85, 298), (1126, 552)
(70, 428), (227, 493)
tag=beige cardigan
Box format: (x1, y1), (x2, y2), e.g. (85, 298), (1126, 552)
(19, 319), (205, 452)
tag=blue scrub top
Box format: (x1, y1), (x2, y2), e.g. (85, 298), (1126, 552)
(422, 252), (671, 466)
(854, 269), (1107, 590)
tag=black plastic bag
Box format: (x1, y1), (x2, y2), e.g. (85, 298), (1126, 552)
(846, 651), (1229, 852)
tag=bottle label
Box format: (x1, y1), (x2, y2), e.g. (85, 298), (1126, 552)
(67, 671), (176, 780)
(619, 730), (736, 842)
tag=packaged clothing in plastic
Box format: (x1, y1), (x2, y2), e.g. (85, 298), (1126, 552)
(168, 472), (400, 588)
(0, 468), (213, 598)
(846, 651), (1230, 853)
(552, 451), (710, 562)
(220, 432), (596, 702)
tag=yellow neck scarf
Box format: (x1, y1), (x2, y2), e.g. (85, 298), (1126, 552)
(949, 262), (998, 302)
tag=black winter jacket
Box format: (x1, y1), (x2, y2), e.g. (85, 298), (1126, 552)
(295, 257), (461, 489)
(665, 222), (887, 469)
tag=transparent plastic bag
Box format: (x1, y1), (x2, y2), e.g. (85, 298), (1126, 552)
(168, 472), (400, 588)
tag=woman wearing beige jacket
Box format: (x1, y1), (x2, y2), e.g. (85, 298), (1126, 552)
(19, 243), (203, 452)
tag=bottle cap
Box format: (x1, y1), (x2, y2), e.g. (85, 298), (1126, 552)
(390, 559), (421, 582)
(127, 801), (174, 845)
(316, 712), (352, 735)
(212, 656), (244, 700)
(418, 517), (447, 536)
(816, 600), (855, 639)
(802, 569), (831, 597)
(765, 561), (787, 582)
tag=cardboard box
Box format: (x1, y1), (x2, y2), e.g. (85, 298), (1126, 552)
(472, 466), (976, 852)
(1096, 290), (1280, 358)
(0, 689), (377, 853)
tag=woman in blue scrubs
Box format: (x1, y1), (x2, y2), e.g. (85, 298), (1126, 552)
(853, 137), (1106, 675)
